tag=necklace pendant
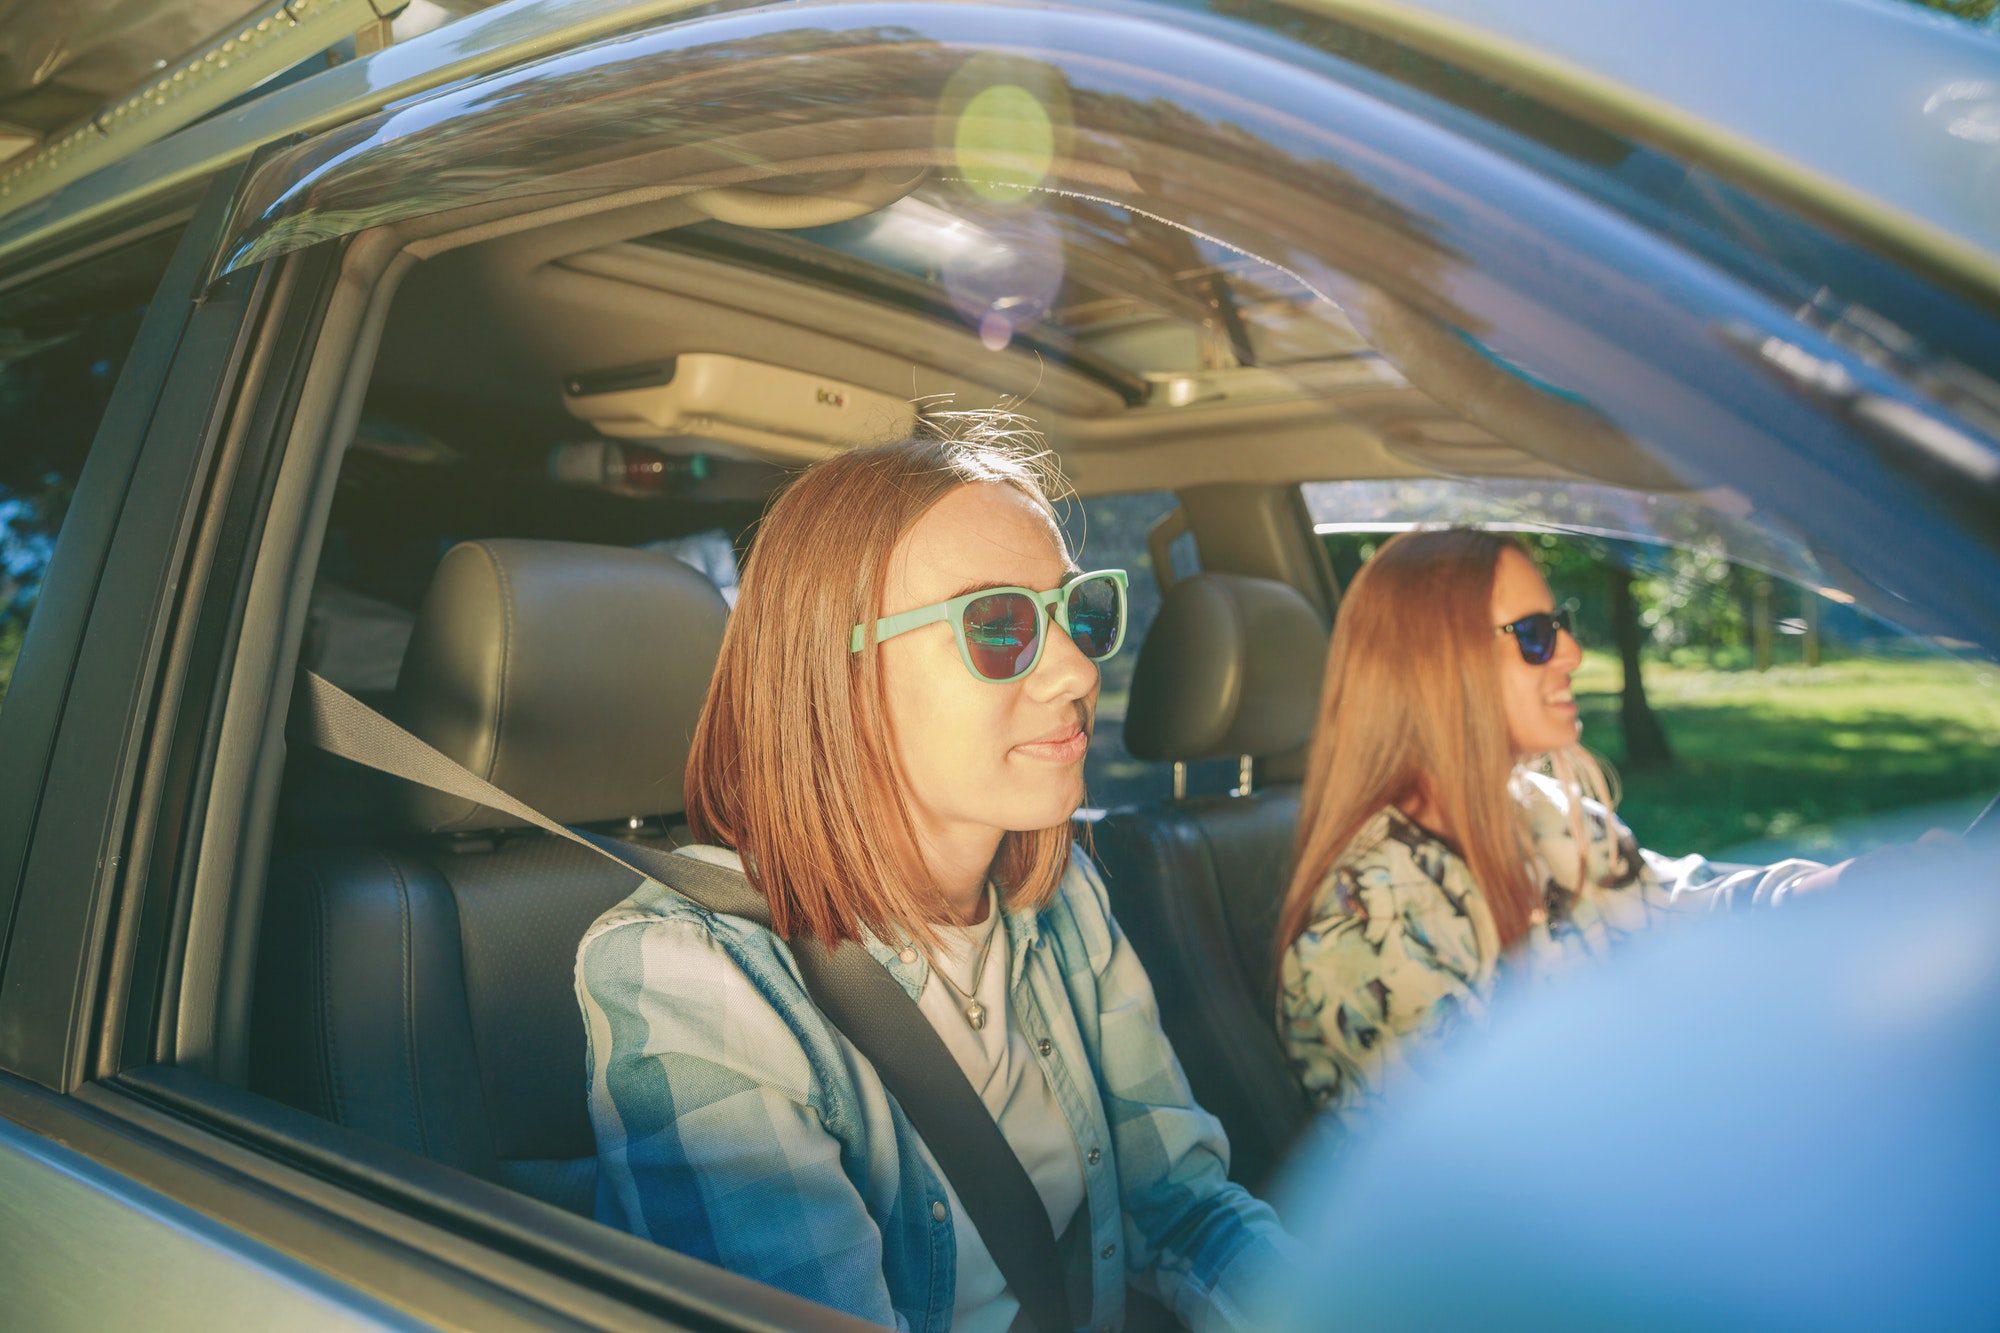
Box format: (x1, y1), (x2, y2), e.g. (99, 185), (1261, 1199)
(965, 1001), (986, 1031)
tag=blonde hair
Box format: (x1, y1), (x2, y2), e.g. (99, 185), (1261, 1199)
(1275, 527), (1616, 966)
(684, 415), (1076, 949)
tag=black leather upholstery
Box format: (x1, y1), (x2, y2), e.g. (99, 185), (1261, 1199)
(1096, 573), (1326, 1189)
(1093, 796), (1308, 1189)
(250, 835), (676, 1214)
(1124, 573), (1326, 765)
(394, 540), (729, 832)
(253, 539), (727, 1216)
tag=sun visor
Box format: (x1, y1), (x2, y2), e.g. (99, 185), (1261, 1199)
(562, 354), (917, 460)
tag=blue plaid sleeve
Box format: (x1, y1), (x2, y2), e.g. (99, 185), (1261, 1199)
(1065, 853), (1304, 1331)
(577, 911), (904, 1329)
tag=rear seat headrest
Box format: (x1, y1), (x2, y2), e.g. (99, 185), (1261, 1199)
(1123, 573), (1327, 765)
(392, 539), (729, 833)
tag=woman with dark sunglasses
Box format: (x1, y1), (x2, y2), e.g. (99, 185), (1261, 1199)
(1272, 528), (1834, 1140)
(577, 417), (1295, 1333)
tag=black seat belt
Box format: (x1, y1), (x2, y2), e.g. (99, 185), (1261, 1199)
(297, 671), (1076, 1333)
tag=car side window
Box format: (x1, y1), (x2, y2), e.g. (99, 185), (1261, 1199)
(1063, 489), (1236, 810)
(1305, 479), (2000, 862)
(0, 228), (183, 714)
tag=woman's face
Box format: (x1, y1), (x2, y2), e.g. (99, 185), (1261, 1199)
(1491, 546), (1584, 756)
(877, 482), (1100, 855)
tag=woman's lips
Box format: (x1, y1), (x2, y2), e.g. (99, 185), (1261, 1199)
(1013, 726), (1089, 763)
(1547, 686), (1577, 715)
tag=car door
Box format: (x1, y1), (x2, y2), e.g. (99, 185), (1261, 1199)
(0, 156), (429, 1322)
(0, 148), (744, 1327)
(0, 122), (844, 1325)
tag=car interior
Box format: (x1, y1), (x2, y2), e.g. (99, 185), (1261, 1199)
(6, 0), (2000, 1322)
(242, 173), (1385, 1209)
(217, 157), (1795, 1227)
(72, 23), (1986, 1318)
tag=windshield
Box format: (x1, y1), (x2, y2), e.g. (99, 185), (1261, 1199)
(643, 186), (1385, 407)
(197, 0), (2000, 656)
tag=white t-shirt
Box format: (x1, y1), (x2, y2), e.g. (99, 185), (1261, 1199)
(919, 889), (1086, 1333)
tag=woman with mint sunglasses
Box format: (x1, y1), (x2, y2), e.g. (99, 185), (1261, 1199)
(577, 418), (1297, 1333)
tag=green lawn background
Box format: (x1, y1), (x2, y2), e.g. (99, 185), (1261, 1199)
(1573, 656), (2000, 861)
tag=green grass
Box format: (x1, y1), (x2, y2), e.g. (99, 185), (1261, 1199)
(1573, 656), (2000, 860)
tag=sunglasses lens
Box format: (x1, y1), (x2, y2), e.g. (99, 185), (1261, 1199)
(962, 592), (1041, 680)
(1065, 575), (1124, 660)
(1517, 614), (1558, 665)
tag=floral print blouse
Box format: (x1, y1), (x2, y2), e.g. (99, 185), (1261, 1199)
(1277, 772), (1823, 1137)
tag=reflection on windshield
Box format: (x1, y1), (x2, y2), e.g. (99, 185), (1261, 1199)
(1303, 477), (1822, 590)
(212, 0), (2000, 656)
(644, 185), (1380, 407)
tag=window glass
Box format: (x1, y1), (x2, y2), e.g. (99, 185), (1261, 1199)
(649, 190), (1380, 401)
(1304, 478), (2000, 862)
(0, 227), (182, 712)
(1062, 489), (1237, 810)
(304, 422), (771, 700)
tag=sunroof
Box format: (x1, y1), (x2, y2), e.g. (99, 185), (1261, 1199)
(643, 181), (1377, 405)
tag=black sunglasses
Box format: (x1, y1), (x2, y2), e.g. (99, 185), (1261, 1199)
(1495, 607), (1576, 665)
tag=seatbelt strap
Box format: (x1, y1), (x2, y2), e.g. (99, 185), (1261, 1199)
(297, 671), (1076, 1333)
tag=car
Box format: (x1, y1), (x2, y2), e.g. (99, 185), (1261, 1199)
(1, 0), (1997, 1325)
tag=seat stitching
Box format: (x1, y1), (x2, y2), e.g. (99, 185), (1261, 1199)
(479, 541), (515, 787)
(449, 880), (509, 1175)
(1220, 582), (1247, 750)
(309, 862), (345, 1124)
(381, 851), (432, 1160)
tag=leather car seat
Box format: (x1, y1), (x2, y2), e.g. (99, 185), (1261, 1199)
(1091, 572), (1328, 1190)
(250, 539), (729, 1216)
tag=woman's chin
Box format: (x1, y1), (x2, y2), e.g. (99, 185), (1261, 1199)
(996, 786), (1086, 832)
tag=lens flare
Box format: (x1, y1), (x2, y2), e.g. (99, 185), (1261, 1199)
(943, 210), (1064, 353)
(979, 312), (1014, 351)
(934, 59), (1073, 348)
(954, 83), (1055, 201)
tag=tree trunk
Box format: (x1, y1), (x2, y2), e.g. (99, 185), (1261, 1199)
(1752, 576), (1774, 672)
(1608, 565), (1674, 769)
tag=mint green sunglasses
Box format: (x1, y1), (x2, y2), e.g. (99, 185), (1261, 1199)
(850, 569), (1129, 682)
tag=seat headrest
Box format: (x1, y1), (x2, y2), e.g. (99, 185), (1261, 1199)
(1123, 573), (1327, 765)
(391, 539), (729, 833)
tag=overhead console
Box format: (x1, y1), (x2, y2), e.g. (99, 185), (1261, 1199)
(562, 353), (918, 461)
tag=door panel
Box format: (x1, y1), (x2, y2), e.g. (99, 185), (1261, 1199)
(0, 1113), (421, 1331)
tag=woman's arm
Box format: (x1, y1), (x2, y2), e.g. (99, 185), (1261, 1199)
(1640, 846), (1827, 910)
(578, 916), (906, 1329)
(1278, 847), (1488, 1138)
(1519, 772), (1825, 926)
(1065, 852), (1303, 1333)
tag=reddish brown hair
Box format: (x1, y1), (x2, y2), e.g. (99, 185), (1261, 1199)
(1275, 528), (1610, 966)
(683, 420), (1075, 948)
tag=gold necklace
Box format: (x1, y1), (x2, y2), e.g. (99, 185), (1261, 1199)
(931, 907), (1000, 1031)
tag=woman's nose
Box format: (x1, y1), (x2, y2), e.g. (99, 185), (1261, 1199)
(1552, 624), (1584, 670)
(1027, 618), (1099, 701)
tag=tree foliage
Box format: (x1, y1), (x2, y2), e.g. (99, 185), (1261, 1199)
(1907, 0), (1998, 20)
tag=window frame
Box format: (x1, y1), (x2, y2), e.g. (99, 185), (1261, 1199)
(0, 172), (857, 1331)
(0, 177), (237, 1045)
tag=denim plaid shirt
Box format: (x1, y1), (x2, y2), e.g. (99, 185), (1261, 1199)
(576, 844), (1296, 1332)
